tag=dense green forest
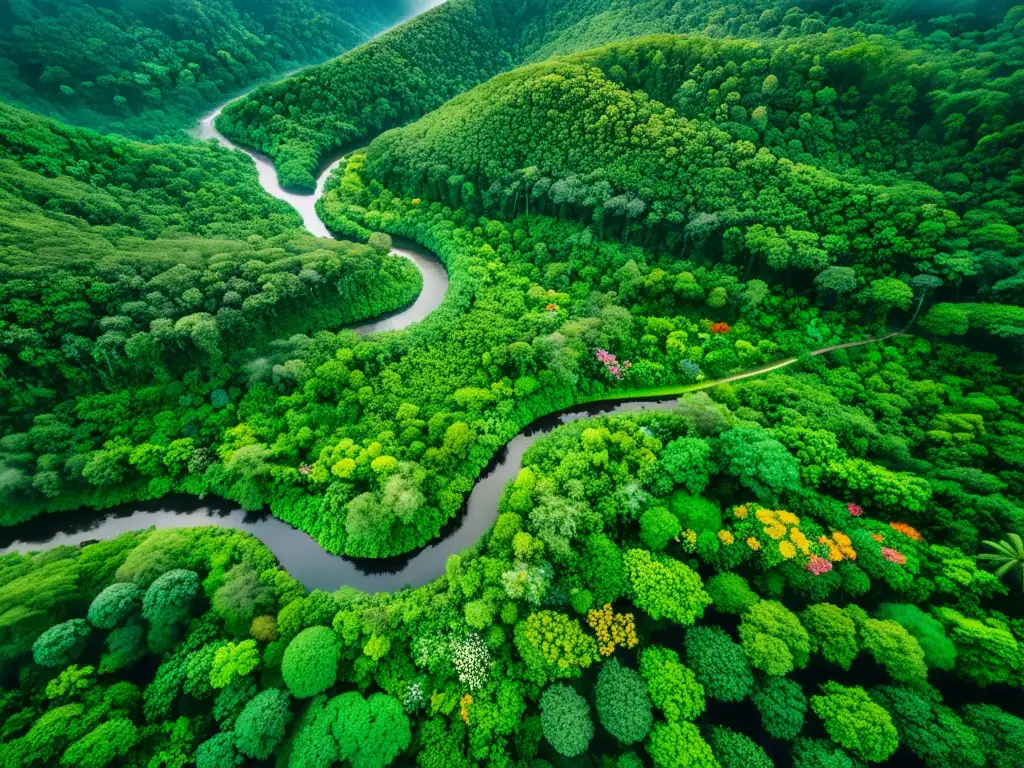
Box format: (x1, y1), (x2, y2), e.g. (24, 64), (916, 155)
(2, 0), (1024, 765)
(0, 0), (426, 138)
(0, 101), (423, 518)
(217, 0), (1022, 191)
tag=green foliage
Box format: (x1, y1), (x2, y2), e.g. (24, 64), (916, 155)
(640, 646), (705, 723)
(32, 619), (91, 668)
(871, 685), (984, 768)
(934, 608), (1023, 688)
(624, 549), (711, 625)
(595, 659), (653, 744)
(718, 427), (801, 505)
(233, 687), (293, 760)
(738, 600), (809, 676)
(810, 682), (899, 763)
(977, 533), (1024, 592)
(59, 718), (139, 768)
(0, 0), (412, 137)
(859, 618), (928, 684)
(282, 626), (340, 698)
(670, 493), (722, 533)
(706, 574), (759, 615)
(540, 684), (593, 758)
(657, 437), (712, 495)
(963, 704), (1024, 768)
(86, 583), (142, 630)
(647, 720), (718, 768)
(876, 603), (956, 671)
(708, 725), (774, 768)
(752, 677), (807, 741)
(791, 738), (859, 768)
(209, 640), (259, 689)
(801, 603), (860, 671)
(640, 506), (681, 551)
(685, 626), (754, 703)
(196, 732), (243, 768)
(515, 611), (597, 684)
(303, 692), (411, 768)
(142, 569), (199, 649)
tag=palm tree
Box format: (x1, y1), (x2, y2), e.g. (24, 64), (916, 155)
(978, 534), (1024, 592)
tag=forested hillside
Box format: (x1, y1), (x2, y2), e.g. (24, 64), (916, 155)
(0, 102), (422, 519)
(0, 0), (426, 138)
(217, 0), (1021, 191)
(362, 31), (1024, 345)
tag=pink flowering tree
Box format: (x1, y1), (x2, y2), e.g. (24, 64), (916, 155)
(595, 349), (632, 381)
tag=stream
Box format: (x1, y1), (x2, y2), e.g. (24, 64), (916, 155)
(0, 399), (678, 593)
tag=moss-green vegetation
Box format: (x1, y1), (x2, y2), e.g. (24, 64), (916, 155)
(0, 0), (421, 137)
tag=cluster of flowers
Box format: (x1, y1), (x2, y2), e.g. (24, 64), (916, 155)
(731, 506), (761, 551)
(889, 522), (923, 541)
(595, 348), (632, 380)
(402, 681), (424, 713)
(586, 604), (638, 657)
(710, 322), (732, 334)
(881, 547), (907, 565)
(755, 508), (811, 560)
(806, 556), (833, 575)
(460, 693), (473, 725)
(545, 303), (559, 311)
(731, 505), (863, 576)
(847, 502), (863, 517)
(819, 531), (857, 562)
(451, 633), (491, 691)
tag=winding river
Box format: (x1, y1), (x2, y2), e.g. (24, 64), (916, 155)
(0, 96), (904, 593)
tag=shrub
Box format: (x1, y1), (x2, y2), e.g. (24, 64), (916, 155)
(647, 720), (717, 768)
(810, 682), (898, 763)
(595, 659), (653, 744)
(706, 573), (760, 615)
(935, 608), (1022, 687)
(860, 618), (928, 684)
(791, 738), (859, 768)
(670, 493), (722, 532)
(962, 704), (1024, 768)
(624, 549), (711, 625)
(59, 719), (139, 768)
(87, 583), (142, 630)
(658, 437), (712, 495)
(871, 685), (983, 768)
(685, 626), (754, 702)
(801, 603), (859, 670)
(876, 603), (956, 671)
(752, 677), (807, 741)
(738, 601), (809, 675)
(640, 646), (705, 722)
(32, 620), (91, 668)
(282, 626), (340, 698)
(196, 732), (243, 768)
(708, 725), (774, 768)
(540, 684), (593, 757)
(640, 506), (682, 551)
(234, 688), (293, 759)
(515, 611), (596, 684)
